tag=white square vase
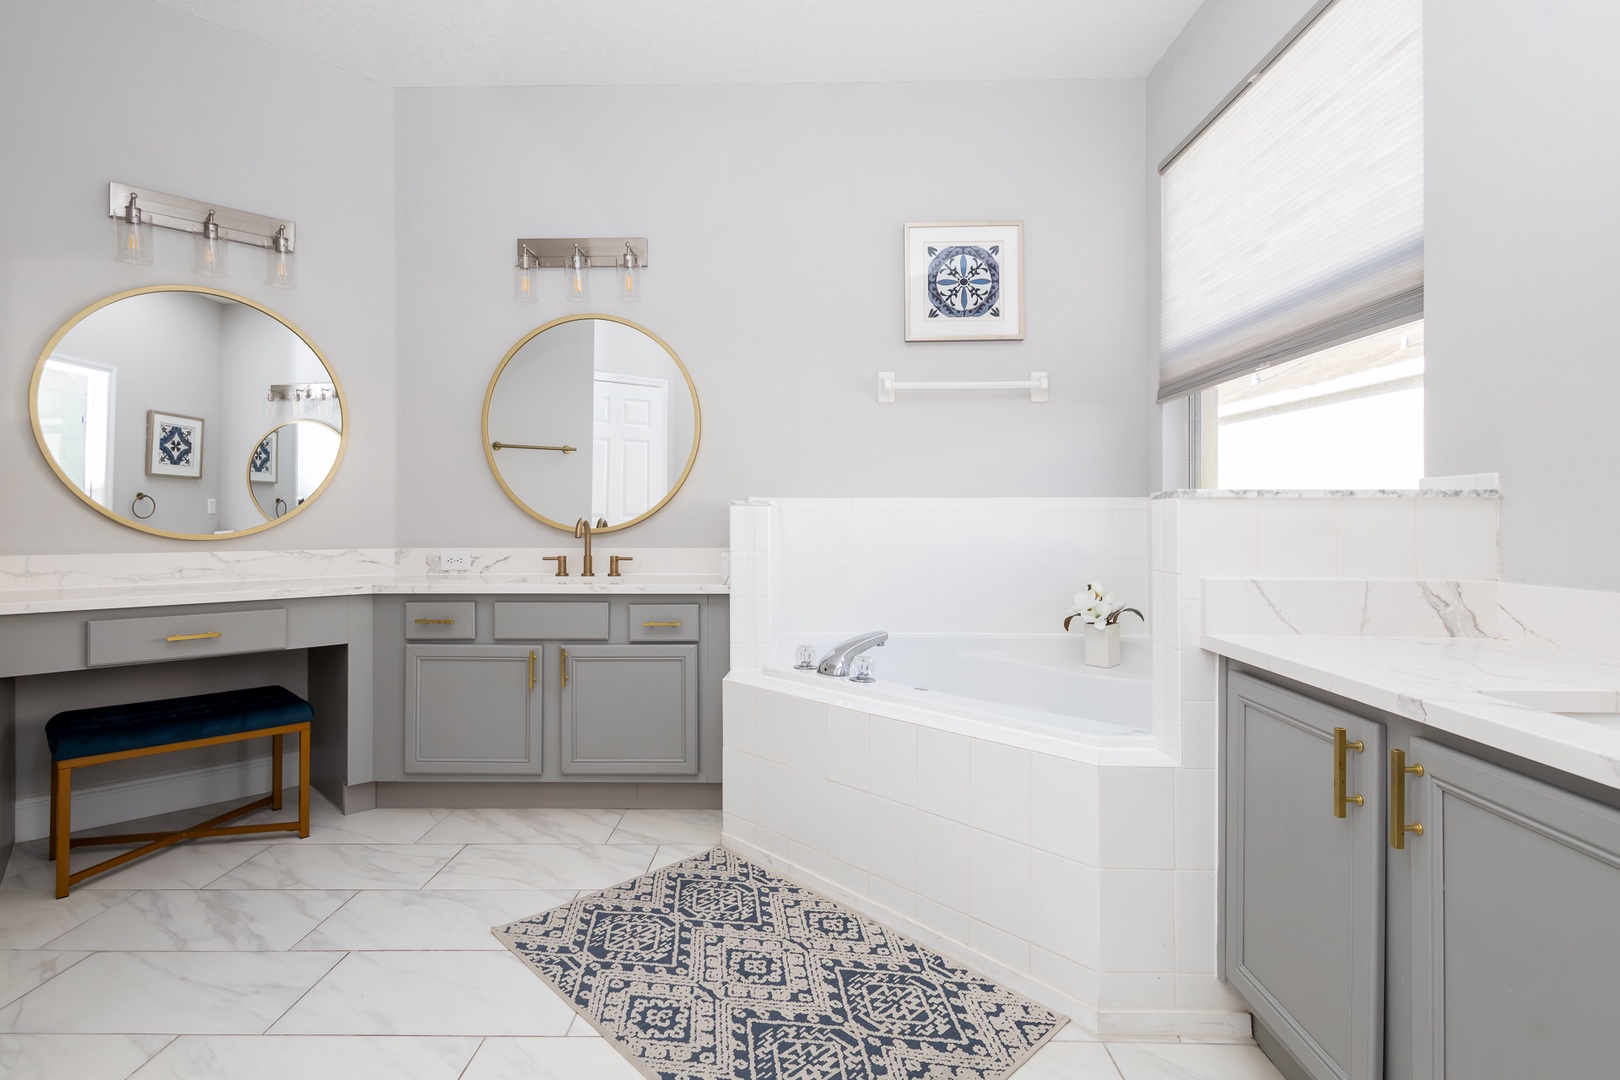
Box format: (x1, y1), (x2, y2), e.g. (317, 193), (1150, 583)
(1084, 623), (1121, 668)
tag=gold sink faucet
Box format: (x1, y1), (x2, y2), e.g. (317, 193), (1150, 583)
(574, 517), (609, 577)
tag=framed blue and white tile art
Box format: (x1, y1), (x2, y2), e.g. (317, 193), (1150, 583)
(145, 410), (204, 478)
(250, 430), (277, 483)
(904, 221), (1024, 341)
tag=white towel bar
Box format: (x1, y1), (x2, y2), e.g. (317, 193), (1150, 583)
(877, 371), (1048, 403)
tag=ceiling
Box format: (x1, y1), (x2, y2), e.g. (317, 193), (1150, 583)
(149, 0), (1203, 87)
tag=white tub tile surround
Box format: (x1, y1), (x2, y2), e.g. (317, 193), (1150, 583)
(723, 492), (1507, 1037)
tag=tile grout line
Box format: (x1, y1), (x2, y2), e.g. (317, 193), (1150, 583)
(455, 1035), (487, 1080)
(256, 948), (350, 1034)
(117, 1033), (179, 1080)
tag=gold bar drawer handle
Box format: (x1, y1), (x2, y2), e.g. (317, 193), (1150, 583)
(642, 620), (683, 628)
(1333, 727), (1365, 818)
(414, 618), (456, 625)
(1391, 748), (1425, 849)
(165, 631), (222, 643)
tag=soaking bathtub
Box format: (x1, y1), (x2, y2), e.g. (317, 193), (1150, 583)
(761, 633), (1155, 751)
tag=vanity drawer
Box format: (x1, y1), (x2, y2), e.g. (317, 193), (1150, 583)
(405, 602), (476, 640)
(494, 601), (609, 641)
(87, 608), (288, 667)
(629, 604), (700, 643)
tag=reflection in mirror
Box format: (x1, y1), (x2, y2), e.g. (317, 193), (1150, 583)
(31, 287), (344, 538)
(485, 316), (698, 531)
(248, 420), (342, 521)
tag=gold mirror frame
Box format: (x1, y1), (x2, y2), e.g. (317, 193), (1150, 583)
(28, 284), (349, 541)
(482, 313), (700, 534)
(246, 418), (343, 522)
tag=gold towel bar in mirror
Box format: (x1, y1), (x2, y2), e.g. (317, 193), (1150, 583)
(491, 441), (577, 454)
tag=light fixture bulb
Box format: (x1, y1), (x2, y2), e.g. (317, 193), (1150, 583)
(514, 244), (538, 303)
(112, 193), (154, 265)
(192, 210), (228, 277)
(265, 225), (296, 289)
(618, 243), (642, 303)
(565, 245), (591, 303)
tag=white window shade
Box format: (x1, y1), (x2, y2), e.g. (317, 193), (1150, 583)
(1158, 0), (1423, 403)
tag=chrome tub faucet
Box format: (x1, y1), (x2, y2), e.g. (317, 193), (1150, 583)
(817, 631), (888, 677)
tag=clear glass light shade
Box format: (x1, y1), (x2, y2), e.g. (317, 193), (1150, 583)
(514, 263), (538, 303)
(564, 250), (591, 303)
(619, 250), (642, 303)
(266, 246), (296, 290)
(113, 215), (153, 265)
(192, 218), (228, 278)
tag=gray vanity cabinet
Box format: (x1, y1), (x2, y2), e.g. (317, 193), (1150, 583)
(1407, 737), (1620, 1080)
(559, 644), (698, 775)
(1225, 672), (1386, 1080)
(404, 645), (542, 775)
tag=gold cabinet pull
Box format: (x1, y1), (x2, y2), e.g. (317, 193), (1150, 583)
(165, 631), (222, 643)
(1333, 726), (1365, 818)
(560, 648), (569, 689)
(528, 650), (537, 690)
(642, 620), (682, 628)
(414, 618), (455, 625)
(1391, 748), (1425, 849)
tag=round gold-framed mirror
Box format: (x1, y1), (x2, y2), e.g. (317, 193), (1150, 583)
(247, 419), (344, 522)
(482, 313), (700, 533)
(29, 285), (347, 540)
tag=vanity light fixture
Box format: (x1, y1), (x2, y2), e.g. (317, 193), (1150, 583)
(514, 244), (540, 303)
(106, 182), (296, 285)
(112, 193), (154, 265)
(510, 237), (649, 303)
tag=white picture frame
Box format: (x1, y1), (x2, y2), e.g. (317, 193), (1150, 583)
(144, 410), (204, 479)
(904, 221), (1025, 341)
(250, 430), (278, 483)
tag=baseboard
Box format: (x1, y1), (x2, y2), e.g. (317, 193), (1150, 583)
(722, 831), (1252, 1040)
(14, 749), (301, 843)
(376, 781), (722, 810)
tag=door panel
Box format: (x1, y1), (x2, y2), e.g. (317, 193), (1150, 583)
(561, 644), (697, 775)
(405, 645), (540, 775)
(1409, 738), (1620, 1080)
(1226, 672), (1385, 1080)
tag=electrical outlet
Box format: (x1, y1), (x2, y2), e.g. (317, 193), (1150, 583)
(441, 550), (472, 572)
(207, 498), (217, 514)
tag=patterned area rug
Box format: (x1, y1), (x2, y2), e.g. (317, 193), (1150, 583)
(494, 847), (1066, 1080)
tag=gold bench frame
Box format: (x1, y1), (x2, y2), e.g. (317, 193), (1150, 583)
(51, 721), (311, 898)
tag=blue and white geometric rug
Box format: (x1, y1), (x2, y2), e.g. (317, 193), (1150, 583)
(493, 847), (1066, 1080)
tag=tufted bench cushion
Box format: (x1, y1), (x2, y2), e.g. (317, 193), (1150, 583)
(46, 685), (314, 762)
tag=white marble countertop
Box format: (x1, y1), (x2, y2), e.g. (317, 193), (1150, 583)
(1203, 633), (1620, 791)
(0, 572), (729, 616)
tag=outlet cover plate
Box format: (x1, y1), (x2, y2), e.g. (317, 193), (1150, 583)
(441, 550), (472, 571)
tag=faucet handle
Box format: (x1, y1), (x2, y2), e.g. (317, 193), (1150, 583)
(609, 555), (633, 578)
(543, 555), (568, 577)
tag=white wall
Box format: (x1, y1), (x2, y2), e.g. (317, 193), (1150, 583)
(0, 0), (396, 554)
(1423, 0), (1620, 589)
(394, 81), (1150, 549)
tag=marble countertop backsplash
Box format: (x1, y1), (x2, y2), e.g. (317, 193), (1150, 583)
(0, 547), (729, 615)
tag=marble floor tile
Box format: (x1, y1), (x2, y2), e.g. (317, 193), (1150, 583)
(0, 889), (133, 949)
(0, 1034), (173, 1080)
(129, 1034), (481, 1079)
(424, 844), (656, 891)
(416, 808), (622, 845)
(206, 844), (463, 890)
(649, 842), (718, 870)
(0, 951), (89, 1009)
(461, 1036), (645, 1079)
(4, 841), (267, 892)
(1020, 1041), (1125, 1079)
(292, 889), (574, 951)
(1052, 1023), (1103, 1042)
(1108, 1041), (1286, 1080)
(0, 951), (343, 1034)
(269, 951), (576, 1035)
(44, 890), (352, 952)
(607, 808), (723, 846)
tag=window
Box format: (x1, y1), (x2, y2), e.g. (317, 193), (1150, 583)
(1192, 320), (1423, 489)
(1157, 0), (1424, 487)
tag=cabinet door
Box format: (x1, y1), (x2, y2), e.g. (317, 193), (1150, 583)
(1409, 738), (1620, 1080)
(1225, 673), (1385, 1080)
(405, 645), (541, 775)
(560, 644), (697, 775)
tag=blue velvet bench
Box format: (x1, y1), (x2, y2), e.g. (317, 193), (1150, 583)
(46, 685), (313, 898)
